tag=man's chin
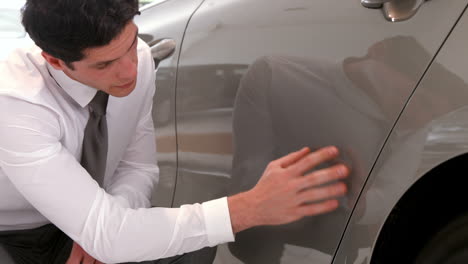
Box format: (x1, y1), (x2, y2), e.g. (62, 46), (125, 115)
(108, 81), (136, 97)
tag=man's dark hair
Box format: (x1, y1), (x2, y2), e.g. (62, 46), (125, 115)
(22, 0), (140, 67)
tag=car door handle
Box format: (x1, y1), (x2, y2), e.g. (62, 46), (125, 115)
(361, 0), (391, 9)
(361, 0), (425, 22)
(148, 38), (176, 68)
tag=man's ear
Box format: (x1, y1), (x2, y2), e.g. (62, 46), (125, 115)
(41, 51), (68, 70)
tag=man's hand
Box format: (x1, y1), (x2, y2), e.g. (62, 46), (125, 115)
(228, 146), (349, 233)
(66, 242), (104, 264)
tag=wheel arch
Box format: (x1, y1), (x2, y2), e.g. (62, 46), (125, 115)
(370, 152), (468, 263)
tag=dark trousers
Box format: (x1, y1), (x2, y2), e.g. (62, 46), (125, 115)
(0, 225), (216, 264)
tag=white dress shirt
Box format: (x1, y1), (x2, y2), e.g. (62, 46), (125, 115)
(0, 39), (234, 263)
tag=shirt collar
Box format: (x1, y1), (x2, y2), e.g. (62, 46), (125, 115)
(46, 64), (98, 108)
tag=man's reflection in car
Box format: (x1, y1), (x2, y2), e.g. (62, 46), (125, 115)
(228, 36), (459, 263)
(0, 246), (14, 264)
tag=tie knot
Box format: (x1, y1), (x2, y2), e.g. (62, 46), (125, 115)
(89, 91), (109, 116)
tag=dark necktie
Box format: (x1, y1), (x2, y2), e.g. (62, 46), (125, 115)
(81, 90), (109, 186)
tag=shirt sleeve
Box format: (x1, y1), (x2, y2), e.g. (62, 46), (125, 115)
(0, 96), (234, 263)
(106, 42), (159, 209)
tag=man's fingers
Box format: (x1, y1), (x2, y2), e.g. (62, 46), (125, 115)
(297, 164), (349, 190)
(66, 242), (100, 264)
(296, 182), (347, 204)
(66, 243), (83, 264)
(290, 146), (339, 175)
(296, 199), (340, 217)
(276, 147), (311, 168)
(82, 251), (97, 264)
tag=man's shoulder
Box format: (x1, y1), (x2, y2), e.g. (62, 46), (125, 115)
(0, 45), (51, 102)
(137, 38), (152, 62)
(137, 38), (153, 74)
(134, 38), (155, 96)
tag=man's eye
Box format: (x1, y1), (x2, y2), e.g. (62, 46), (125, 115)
(96, 63), (111, 69)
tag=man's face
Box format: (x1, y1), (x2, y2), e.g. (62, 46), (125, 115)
(58, 22), (139, 97)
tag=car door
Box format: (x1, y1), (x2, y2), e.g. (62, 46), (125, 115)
(135, 0), (205, 207)
(172, 0), (468, 263)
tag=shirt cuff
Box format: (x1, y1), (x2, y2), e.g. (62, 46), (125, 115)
(202, 197), (235, 246)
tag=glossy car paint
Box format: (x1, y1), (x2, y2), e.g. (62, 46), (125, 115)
(134, 0), (205, 207)
(334, 7), (468, 263)
(135, 0), (468, 262)
(165, 0), (468, 263)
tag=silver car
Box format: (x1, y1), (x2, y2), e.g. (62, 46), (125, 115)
(135, 0), (468, 263)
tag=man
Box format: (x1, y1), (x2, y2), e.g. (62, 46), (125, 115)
(0, 0), (349, 263)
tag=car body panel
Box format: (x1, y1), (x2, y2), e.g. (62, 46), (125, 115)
(135, 0), (205, 207)
(334, 7), (468, 263)
(170, 0), (468, 262)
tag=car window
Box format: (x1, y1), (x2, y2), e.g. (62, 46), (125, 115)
(0, 1), (32, 61)
(0, 1), (26, 38)
(139, 0), (170, 10)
